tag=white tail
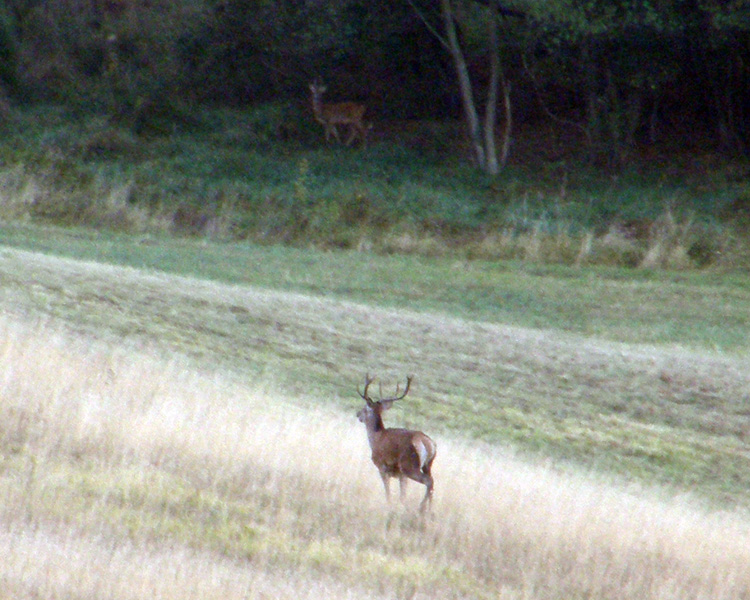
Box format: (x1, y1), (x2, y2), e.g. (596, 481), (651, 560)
(309, 80), (369, 147)
(357, 374), (436, 513)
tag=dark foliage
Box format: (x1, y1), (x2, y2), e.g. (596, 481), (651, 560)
(0, 0), (747, 162)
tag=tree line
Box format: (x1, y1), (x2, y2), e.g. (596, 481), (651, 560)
(0, 0), (748, 172)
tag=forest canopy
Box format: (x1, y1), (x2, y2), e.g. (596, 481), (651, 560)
(0, 0), (748, 166)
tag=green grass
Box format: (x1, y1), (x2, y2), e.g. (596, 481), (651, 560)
(2, 224), (749, 352)
(1, 101), (750, 509)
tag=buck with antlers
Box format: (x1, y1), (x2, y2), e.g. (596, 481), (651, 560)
(309, 80), (369, 146)
(357, 374), (436, 513)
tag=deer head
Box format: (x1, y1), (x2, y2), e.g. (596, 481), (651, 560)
(357, 373), (412, 420)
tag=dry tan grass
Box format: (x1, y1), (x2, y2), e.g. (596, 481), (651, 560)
(0, 528), (391, 600)
(2, 314), (750, 599)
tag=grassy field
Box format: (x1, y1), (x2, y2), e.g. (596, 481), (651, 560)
(1, 102), (750, 597)
(1, 230), (750, 508)
(1, 239), (750, 598)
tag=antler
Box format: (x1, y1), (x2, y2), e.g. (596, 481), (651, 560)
(359, 374), (413, 405)
(378, 375), (413, 403)
(359, 373), (376, 405)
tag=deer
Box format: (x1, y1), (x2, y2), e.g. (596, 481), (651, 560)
(357, 374), (436, 513)
(309, 80), (369, 147)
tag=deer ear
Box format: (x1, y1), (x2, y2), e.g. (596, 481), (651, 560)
(380, 400), (397, 412)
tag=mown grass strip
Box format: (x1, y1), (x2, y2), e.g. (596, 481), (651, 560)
(2, 224), (750, 351)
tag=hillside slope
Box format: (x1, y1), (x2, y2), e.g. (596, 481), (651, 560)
(2, 247), (750, 598)
(1, 245), (750, 509)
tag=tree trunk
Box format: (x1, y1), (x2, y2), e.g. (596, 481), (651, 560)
(483, 0), (500, 175)
(439, 0), (507, 174)
(499, 77), (512, 167)
(441, 0), (486, 169)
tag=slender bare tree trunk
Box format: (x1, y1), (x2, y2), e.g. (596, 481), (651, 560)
(499, 77), (512, 167)
(483, 0), (500, 175)
(439, 0), (508, 175)
(441, 0), (486, 169)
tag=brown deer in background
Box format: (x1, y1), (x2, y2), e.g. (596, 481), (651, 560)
(357, 374), (436, 513)
(309, 80), (368, 146)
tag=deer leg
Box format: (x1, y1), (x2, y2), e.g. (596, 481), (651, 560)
(419, 492), (432, 513)
(419, 474), (433, 513)
(347, 123), (368, 147)
(398, 476), (408, 502)
(344, 124), (358, 146)
(325, 124), (340, 143)
(379, 470), (391, 502)
(404, 469), (433, 513)
(421, 457), (435, 512)
(400, 448), (434, 512)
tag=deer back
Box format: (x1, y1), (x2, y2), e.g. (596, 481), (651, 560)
(318, 101), (366, 126)
(371, 426), (436, 474)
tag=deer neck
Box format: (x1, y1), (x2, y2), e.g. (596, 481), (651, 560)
(364, 411), (386, 446)
(311, 95), (324, 120)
